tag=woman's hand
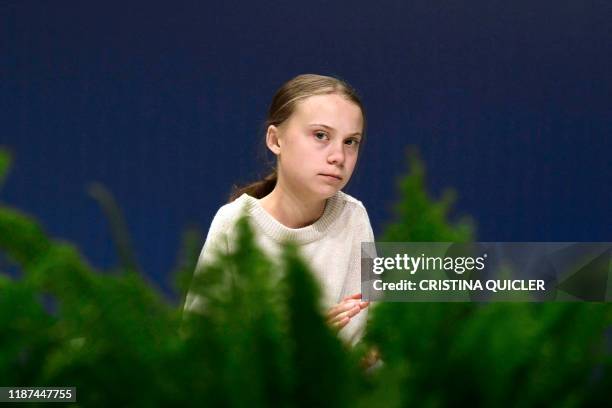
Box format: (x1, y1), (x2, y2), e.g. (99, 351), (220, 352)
(360, 345), (381, 371)
(326, 293), (369, 331)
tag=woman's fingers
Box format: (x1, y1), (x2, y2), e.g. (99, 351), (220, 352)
(342, 293), (369, 308)
(326, 294), (370, 331)
(360, 346), (381, 369)
(342, 293), (362, 302)
(330, 305), (361, 323)
(358, 300), (370, 309)
(326, 300), (359, 318)
(332, 316), (350, 330)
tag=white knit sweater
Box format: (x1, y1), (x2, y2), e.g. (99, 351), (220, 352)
(183, 190), (376, 346)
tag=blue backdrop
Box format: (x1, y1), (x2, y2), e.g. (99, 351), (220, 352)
(2, 1), (610, 298)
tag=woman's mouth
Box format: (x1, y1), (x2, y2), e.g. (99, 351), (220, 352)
(319, 173), (342, 182)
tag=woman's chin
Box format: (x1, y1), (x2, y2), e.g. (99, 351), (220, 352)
(313, 185), (340, 199)
(299, 180), (341, 200)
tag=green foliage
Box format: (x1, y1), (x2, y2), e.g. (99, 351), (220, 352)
(0, 147), (11, 190)
(0, 147), (610, 407)
(364, 148), (612, 407)
(381, 148), (474, 243)
(282, 242), (358, 407)
(87, 182), (140, 274)
(181, 216), (294, 406)
(170, 224), (204, 300)
(0, 148), (363, 406)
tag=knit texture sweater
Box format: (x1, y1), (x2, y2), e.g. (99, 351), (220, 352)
(183, 190), (376, 347)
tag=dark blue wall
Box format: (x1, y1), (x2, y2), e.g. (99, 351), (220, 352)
(2, 1), (610, 297)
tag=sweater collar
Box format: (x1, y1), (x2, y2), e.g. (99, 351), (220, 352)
(237, 191), (344, 244)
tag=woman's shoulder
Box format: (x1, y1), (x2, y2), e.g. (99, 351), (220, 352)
(208, 194), (252, 232)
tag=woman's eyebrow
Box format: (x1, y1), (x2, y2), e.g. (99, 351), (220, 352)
(308, 123), (362, 137)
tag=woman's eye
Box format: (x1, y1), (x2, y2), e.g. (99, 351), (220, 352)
(314, 131), (328, 140)
(346, 139), (361, 147)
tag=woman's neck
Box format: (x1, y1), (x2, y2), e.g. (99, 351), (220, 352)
(259, 184), (327, 229)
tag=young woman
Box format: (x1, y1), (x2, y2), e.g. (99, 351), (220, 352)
(184, 73), (375, 347)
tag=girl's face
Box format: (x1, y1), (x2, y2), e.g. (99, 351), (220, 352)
(269, 93), (364, 200)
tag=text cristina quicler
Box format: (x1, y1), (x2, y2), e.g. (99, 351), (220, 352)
(370, 253), (545, 293)
(373, 279), (545, 292)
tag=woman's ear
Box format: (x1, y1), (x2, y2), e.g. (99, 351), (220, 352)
(266, 125), (282, 155)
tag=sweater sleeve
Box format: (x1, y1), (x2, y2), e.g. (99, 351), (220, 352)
(337, 203), (376, 347)
(183, 207), (231, 315)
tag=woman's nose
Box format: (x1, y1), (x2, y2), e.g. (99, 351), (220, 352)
(327, 143), (345, 165)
